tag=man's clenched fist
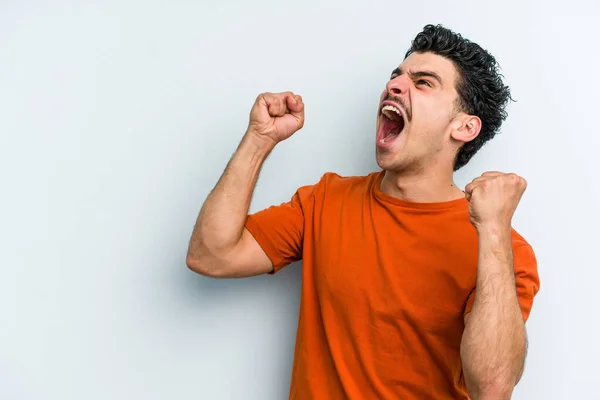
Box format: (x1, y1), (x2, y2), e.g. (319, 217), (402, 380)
(247, 92), (305, 146)
(464, 171), (527, 232)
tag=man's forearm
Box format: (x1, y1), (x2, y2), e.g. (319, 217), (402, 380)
(461, 226), (526, 399)
(187, 132), (273, 261)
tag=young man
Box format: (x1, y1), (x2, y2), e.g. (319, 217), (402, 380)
(186, 24), (540, 399)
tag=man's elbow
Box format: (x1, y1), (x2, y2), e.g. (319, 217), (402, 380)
(186, 247), (220, 277)
(186, 253), (211, 274)
(478, 382), (514, 400)
(468, 374), (518, 400)
(186, 246), (238, 278)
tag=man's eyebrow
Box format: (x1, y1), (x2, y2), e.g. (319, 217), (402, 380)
(391, 67), (443, 85)
(391, 67), (402, 77)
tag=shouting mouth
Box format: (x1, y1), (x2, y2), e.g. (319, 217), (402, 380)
(377, 102), (406, 149)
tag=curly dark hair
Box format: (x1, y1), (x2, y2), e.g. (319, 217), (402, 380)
(404, 24), (512, 170)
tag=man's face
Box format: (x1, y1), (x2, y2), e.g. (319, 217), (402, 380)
(375, 52), (462, 173)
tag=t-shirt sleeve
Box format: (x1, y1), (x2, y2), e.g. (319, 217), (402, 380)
(464, 242), (540, 322)
(244, 182), (317, 274)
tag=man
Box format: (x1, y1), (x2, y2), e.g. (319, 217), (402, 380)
(186, 24), (540, 399)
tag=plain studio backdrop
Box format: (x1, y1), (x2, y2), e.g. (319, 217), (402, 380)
(1, 1), (599, 399)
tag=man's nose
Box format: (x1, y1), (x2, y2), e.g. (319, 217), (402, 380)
(386, 75), (409, 96)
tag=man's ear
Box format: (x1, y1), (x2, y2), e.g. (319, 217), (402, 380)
(451, 115), (481, 144)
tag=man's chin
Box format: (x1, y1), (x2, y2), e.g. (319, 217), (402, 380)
(376, 150), (414, 173)
(375, 151), (397, 171)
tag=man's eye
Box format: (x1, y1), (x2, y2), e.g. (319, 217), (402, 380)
(417, 80), (431, 87)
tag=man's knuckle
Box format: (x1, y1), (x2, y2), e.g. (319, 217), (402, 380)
(520, 177), (528, 188)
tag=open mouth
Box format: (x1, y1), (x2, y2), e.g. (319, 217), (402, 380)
(377, 104), (405, 146)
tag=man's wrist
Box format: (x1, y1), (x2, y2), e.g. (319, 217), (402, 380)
(476, 221), (511, 240)
(476, 222), (513, 272)
(240, 130), (276, 160)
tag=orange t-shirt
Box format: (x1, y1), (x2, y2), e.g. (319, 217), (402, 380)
(244, 171), (540, 399)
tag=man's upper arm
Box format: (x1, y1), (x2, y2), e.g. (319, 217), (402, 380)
(214, 227), (274, 278)
(244, 181), (317, 274)
(463, 241), (541, 322)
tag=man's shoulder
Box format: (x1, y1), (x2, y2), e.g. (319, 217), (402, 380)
(510, 228), (534, 250)
(509, 229), (537, 273)
(291, 171), (381, 208)
(315, 170), (382, 193)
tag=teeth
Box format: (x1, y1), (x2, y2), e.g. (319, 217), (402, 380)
(382, 105), (401, 114)
(382, 105), (402, 119)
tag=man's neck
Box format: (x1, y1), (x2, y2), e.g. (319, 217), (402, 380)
(380, 169), (465, 203)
